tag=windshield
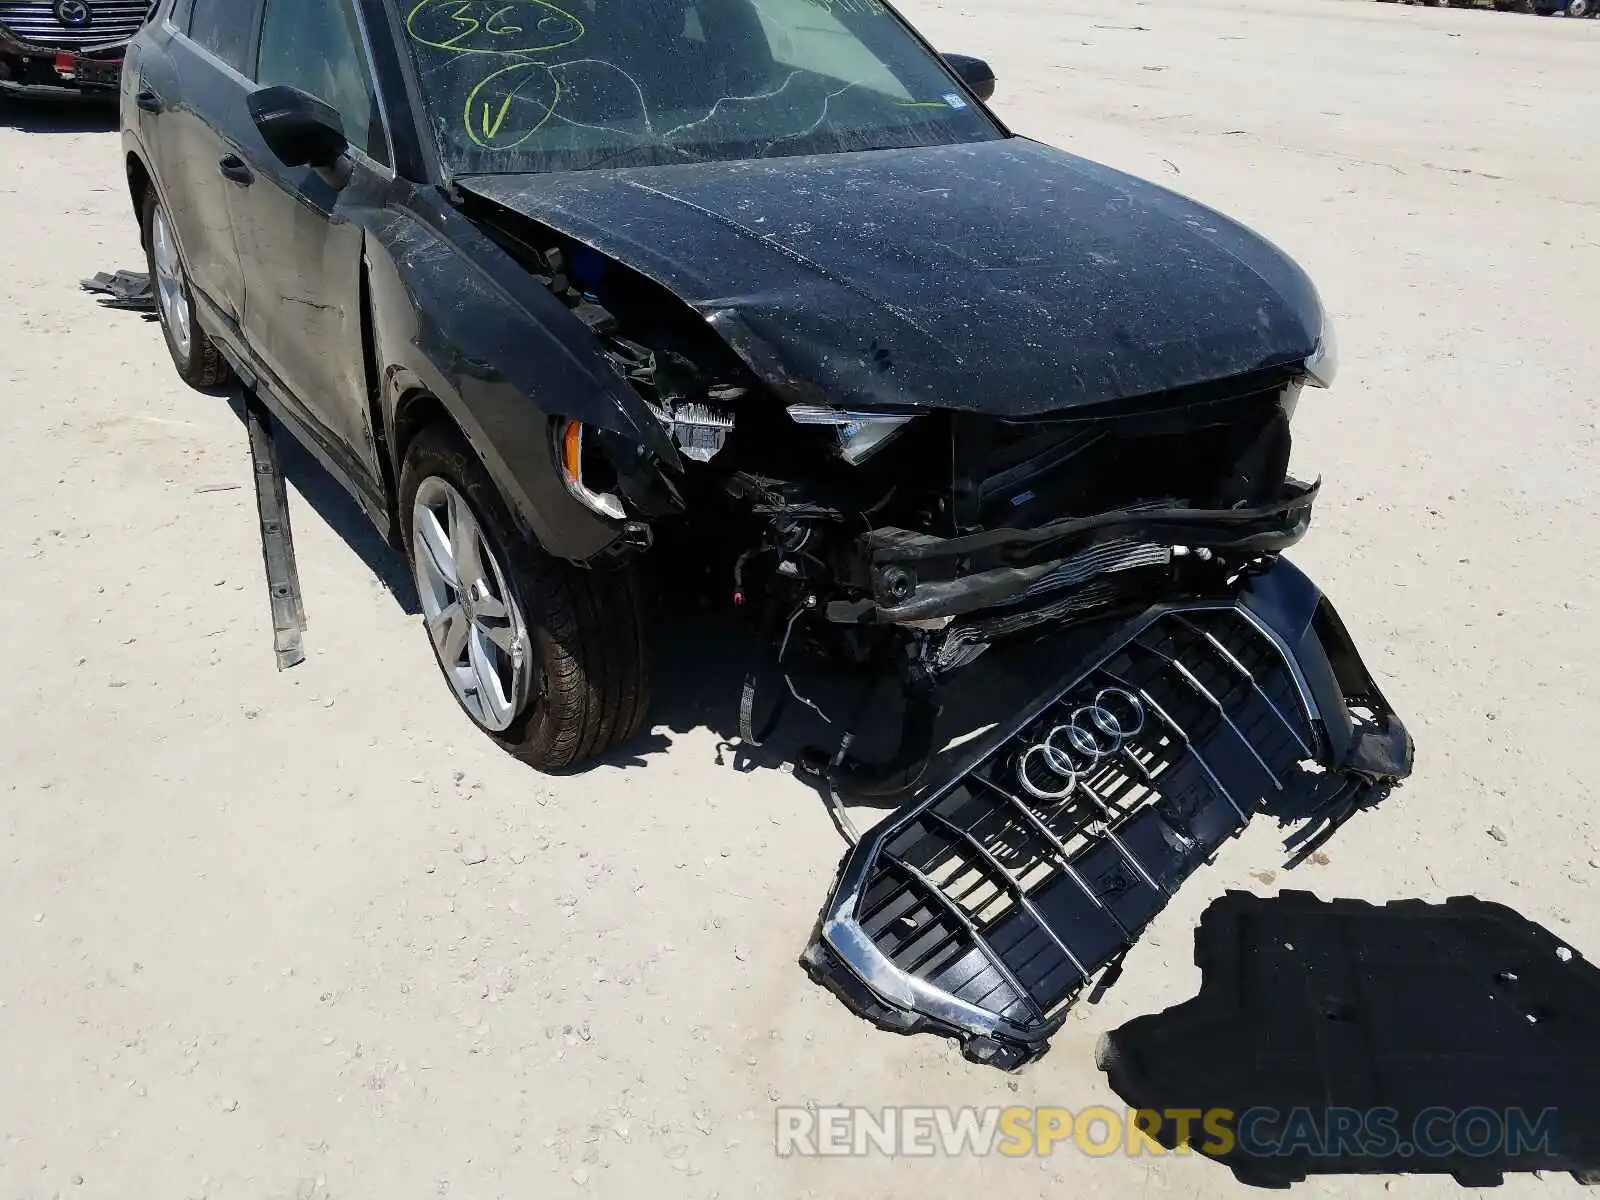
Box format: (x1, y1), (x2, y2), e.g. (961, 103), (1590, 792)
(396, 0), (1003, 174)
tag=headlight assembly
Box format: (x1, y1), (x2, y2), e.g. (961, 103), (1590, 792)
(786, 404), (918, 465)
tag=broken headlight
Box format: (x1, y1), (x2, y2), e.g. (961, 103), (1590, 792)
(1304, 314), (1338, 389)
(649, 400), (735, 464)
(786, 405), (918, 465)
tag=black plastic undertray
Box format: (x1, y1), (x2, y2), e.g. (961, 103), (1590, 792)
(1099, 891), (1600, 1187)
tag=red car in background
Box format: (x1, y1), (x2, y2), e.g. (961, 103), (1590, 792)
(0, 1), (150, 96)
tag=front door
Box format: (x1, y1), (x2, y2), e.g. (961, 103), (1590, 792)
(229, 0), (394, 502)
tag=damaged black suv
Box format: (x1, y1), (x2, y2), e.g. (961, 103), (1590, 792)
(126, 0), (1414, 1063)
(121, 0), (1407, 793)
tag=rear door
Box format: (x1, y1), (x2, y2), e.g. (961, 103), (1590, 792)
(228, 0), (393, 495)
(156, 0), (262, 331)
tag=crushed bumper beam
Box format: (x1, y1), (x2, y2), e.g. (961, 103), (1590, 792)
(845, 480), (1320, 624)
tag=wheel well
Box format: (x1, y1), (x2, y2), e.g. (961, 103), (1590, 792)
(126, 153), (152, 242)
(392, 392), (456, 479)
(388, 393), (479, 545)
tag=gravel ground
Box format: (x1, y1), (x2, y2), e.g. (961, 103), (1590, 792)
(1, 0), (1597, 1196)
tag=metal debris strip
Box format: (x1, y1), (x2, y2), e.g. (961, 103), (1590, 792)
(81, 272), (306, 665)
(244, 397), (307, 670)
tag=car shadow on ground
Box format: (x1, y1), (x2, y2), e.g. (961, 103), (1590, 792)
(614, 608), (1400, 865)
(0, 93), (118, 133)
(591, 602), (1090, 791)
(1099, 891), (1600, 1187)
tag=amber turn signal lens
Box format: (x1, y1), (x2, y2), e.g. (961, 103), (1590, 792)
(559, 417), (584, 484)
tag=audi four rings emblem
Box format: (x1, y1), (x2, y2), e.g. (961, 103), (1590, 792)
(1016, 687), (1147, 801)
(55, 0), (91, 27)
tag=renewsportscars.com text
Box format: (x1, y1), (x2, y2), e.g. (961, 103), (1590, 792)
(775, 1105), (1560, 1160)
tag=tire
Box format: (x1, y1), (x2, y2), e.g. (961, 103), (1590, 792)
(141, 189), (230, 389)
(1567, 0), (1590, 15)
(399, 422), (652, 770)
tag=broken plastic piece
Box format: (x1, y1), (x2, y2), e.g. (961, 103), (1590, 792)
(803, 559), (1412, 1067)
(244, 398), (307, 671)
(81, 269), (157, 314)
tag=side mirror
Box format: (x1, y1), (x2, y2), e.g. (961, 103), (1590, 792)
(248, 85), (348, 169)
(942, 53), (996, 103)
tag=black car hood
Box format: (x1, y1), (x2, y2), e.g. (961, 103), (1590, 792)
(457, 138), (1324, 417)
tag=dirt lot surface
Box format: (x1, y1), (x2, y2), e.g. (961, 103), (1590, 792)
(2, 0), (1597, 1196)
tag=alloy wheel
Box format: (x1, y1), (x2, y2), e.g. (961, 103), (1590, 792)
(411, 476), (532, 732)
(150, 204), (192, 361)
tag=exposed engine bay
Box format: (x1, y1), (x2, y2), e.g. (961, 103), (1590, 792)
(471, 192), (1321, 779)
(462, 191), (1412, 1066)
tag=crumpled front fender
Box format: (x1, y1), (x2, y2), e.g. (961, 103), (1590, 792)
(362, 184), (678, 561)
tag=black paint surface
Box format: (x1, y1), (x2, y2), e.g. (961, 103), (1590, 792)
(460, 137), (1324, 416)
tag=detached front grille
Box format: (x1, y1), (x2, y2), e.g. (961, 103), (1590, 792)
(812, 604), (1321, 1062)
(0, 1), (148, 50)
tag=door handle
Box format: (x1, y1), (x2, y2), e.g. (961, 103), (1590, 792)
(218, 154), (254, 186)
(135, 88), (164, 113)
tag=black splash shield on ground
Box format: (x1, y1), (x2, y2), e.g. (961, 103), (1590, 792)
(1099, 891), (1600, 1186)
